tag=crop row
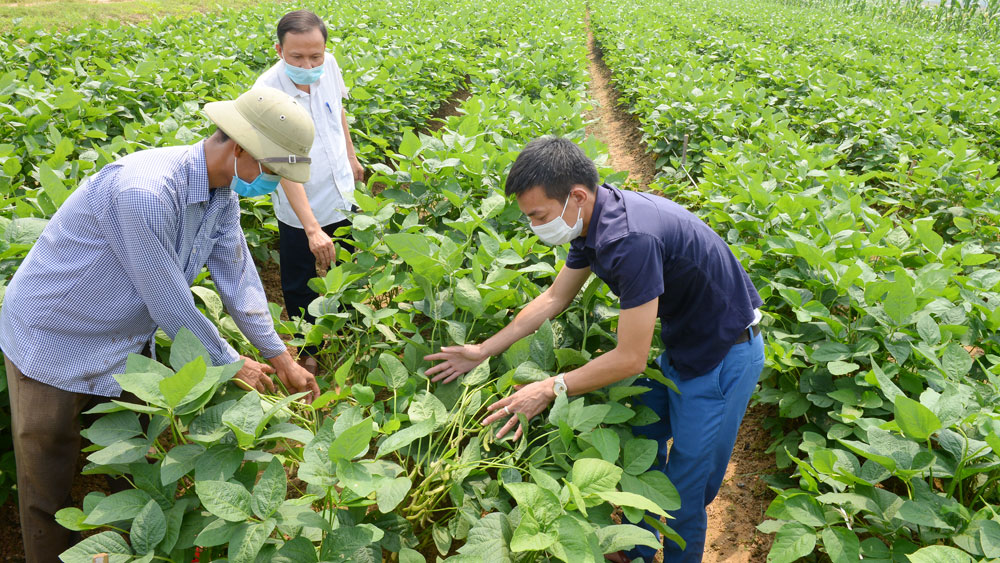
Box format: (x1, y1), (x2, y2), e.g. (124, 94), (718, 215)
(592, 0), (1000, 560)
(35, 0), (689, 562)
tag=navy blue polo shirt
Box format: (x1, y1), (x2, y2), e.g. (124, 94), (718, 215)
(565, 184), (763, 379)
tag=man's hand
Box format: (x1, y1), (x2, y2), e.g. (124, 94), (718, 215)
(234, 356), (277, 395)
(267, 351), (321, 402)
(424, 344), (488, 383)
(349, 156), (364, 183)
(482, 378), (557, 441)
(306, 228), (336, 269)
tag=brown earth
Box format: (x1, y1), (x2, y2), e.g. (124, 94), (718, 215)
(583, 12), (775, 562)
(584, 17), (656, 191)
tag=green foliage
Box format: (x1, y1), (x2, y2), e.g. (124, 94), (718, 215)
(592, 0), (1000, 560)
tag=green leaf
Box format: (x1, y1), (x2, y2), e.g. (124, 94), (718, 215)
(622, 439), (658, 475)
(222, 390), (265, 448)
(375, 475), (411, 513)
(196, 480), (253, 522)
(161, 444), (205, 485)
(130, 499), (166, 555)
(58, 531), (132, 563)
(84, 490), (154, 526)
(883, 268), (916, 325)
(378, 420), (435, 457)
(454, 277), (484, 316)
(384, 233), (444, 283)
(195, 444), (243, 481)
(55, 507), (99, 532)
(551, 515), (601, 562)
(530, 320), (555, 371)
(894, 395), (941, 442)
(821, 526), (860, 563)
(463, 361), (491, 386)
(915, 218), (944, 255)
(159, 356), (206, 408)
(510, 510), (556, 552)
(379, 353), (409, 389)
(942, 343), (973, 379)
(87, 437), (148, 466)
(251, 458), (287, 519)
(595, 524), (660, 553)
(767, 522), (816, 563)
(504, 482), (564, 525)
(620, 471), (680, 512)
(229, 519), (276, 563)
(195, 518), (242, 547)
(571, 458), (623, 495)
(906, 545), (973, 563)
(589, 428), (620, 462)
(38, 163), (70, 208)
(169, 326), (211, 371)
(596, 490), (668, 517)
(513, 361), (549, 384)
(456, 512), (514, 560)
(80, 411), (143, 446)
(827, 361), (859, 375)
(330, 417), (373, 462)
(112, 371), (168, 408)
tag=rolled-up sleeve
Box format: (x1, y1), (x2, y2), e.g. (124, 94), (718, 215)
(103, 187), (240, 366)
(205, 205), (286, 359)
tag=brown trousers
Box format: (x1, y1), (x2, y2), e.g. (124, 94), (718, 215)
(6, 357), (101, 563)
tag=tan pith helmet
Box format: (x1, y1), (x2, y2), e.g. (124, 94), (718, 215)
(205, 87), (315, 183)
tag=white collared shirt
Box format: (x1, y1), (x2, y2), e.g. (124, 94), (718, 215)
(254, 53), (355, 227)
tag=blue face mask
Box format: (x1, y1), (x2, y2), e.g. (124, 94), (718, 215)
(283, 57), (324, 85)
(231, 157), (281, 197)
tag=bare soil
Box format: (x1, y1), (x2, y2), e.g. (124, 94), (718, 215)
(584, 17), (656, 191)
(583, 13), (775, 562)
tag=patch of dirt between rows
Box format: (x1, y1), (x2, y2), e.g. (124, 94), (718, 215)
(583, 11), (775, 562)
(584, 13), (656, 191)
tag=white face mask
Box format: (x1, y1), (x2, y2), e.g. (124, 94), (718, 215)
(530, 194), (583, 245)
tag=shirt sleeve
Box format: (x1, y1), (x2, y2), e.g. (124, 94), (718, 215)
(103, 187), (241, 366)
(205, 201), (287, 359)
(565, 241), (591, 270)
(599, 233), (665, 309)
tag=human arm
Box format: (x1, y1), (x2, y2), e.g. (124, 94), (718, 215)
(341, 108), (363, 182)
(206, 201), (319, 401)
(482, 297), (659, 440)
(279, 179), (335, 267)
(103, 187), (241, 367)
(424, 265), (592, 383)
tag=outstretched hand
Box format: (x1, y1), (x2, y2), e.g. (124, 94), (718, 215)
(482, 378), (557, 441)
(423, 344), (488, 383)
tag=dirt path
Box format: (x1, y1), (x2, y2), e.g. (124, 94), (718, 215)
(584, 20), (656, 190)
(583, 13), (774, 562)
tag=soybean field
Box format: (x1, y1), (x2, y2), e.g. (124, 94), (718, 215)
(1, 0), (999, 561)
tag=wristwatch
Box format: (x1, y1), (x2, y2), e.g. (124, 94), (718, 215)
(552, 374), (568, 396)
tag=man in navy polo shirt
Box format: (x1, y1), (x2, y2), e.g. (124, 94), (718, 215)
(425, 136), (765, 562)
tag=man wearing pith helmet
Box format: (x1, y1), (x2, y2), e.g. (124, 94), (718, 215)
(0, 86), (320, 562)
(425, 137), (765, 562)
(254, 9), (365, 375)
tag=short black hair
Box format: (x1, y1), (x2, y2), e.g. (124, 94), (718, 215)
(504, 137), (599, 199)
(211, 128), (230, 143)
(277, 10), (328, 45)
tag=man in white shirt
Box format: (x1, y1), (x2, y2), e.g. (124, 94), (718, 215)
(254, 9), (364, 372)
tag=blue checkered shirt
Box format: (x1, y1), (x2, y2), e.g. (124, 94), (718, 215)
(0, 141), (286, 396)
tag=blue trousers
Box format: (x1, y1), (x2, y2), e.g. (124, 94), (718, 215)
(627, 330), (764, 562)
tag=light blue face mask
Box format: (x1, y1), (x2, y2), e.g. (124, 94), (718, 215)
(283, 56), (324, 85)
(231, 157), (281, 197)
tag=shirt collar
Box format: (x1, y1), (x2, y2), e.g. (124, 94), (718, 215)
(578, 183), (611, 250)
(187, 141), (210, 205)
